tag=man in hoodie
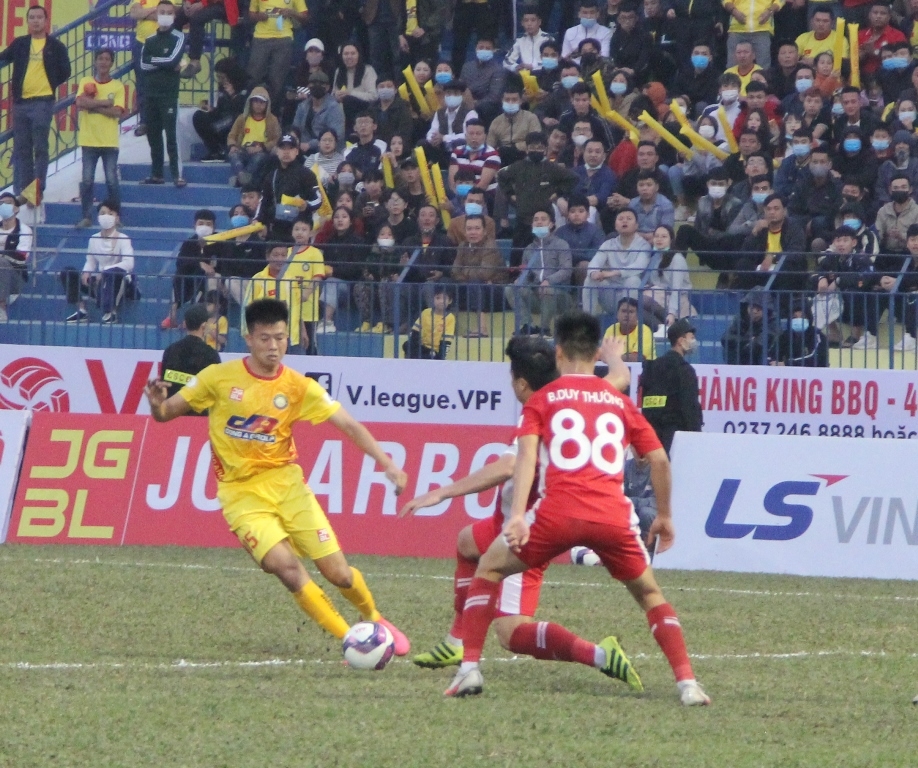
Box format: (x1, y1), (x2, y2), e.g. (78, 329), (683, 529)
(506, 208), (573, 335)
(259, 134), (322, 240)
(226, 87), (281, 187)
(722, 289), (782, 365)
(294, 71), (346, 155)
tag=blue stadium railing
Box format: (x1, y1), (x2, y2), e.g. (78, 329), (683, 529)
(4, 240), (918, 369)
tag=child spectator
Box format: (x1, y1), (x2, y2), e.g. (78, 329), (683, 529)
(226, 88), (280, 187)
(203, 289), (228, 351)
(402, 285), (456, 359)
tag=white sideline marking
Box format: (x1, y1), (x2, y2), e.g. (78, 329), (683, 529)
(2, 555), (918, 603)
(3, 649), (916, 674)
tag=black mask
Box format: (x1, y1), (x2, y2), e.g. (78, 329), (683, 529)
(581, 52), (597, 65)
(310, 85), (327, 99)
(527, 151), (545, 163)
(842, 194), (860, 203)
(892, 190), (911, 204)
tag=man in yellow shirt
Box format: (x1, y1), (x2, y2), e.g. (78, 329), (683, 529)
(603, 297), (657, 362)
(245, 243), (307, 350)
(723, 0), (784, 69)
(76, 49), (126, 228)
(247, 0), (309, 114)
(144, 297), (411, 654)
(796, 7), (849, 66)
(0, 5), (71, 198)
(724, 40), (764, 94)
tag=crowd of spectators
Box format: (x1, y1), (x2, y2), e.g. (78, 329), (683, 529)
(9, 0), (918, 359)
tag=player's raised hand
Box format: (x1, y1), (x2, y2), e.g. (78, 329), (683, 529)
(398, 488), (443, 518)
(600, 334), (626, 364)
(385, 465), (409, 496)
(144, 379), (169, 409)
(647, 516), (675, 554)
(502, 516), (530, 553)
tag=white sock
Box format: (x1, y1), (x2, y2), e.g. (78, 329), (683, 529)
(446, 634), (463, 647)
(677, 679), (698, 692)
(459, 661), (479, 674)
(593, 645), (606, 669)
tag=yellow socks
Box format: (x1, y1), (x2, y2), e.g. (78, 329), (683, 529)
(294, 580), (349, 639)
(338, 567), (381, 622)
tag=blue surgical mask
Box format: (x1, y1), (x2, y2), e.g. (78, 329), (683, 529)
(561, 75), (580, 90)
(444, 94), (463, 109)
(795, 78), (813, 93)
(872, 138), (891, 151)
(540, 57), (558, 70)
(476, 49), (494, 62)
(691, 54), (709, 70)
(0, 203), (14, 220)
(790, 317), (810, 332)
(751, 191), (769, 204)
(882, 56), (909, 70)
(230, 214), (250, 228)
(502, 101), (521, 114)
(792, 143), (811, 157)
(456, 183), (473, 197)
(843, 138), (862, 153)
(843, 218), (862, 230)
(609, 81), (627, 95)
(831, 102), (845, 116)
(532, 225), (550, 238)
(435, 72), (452, 84)
(581, 17), (597, 28)
(465, 202), (483, 216)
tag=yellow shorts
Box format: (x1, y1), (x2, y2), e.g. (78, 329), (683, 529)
(217, 463), (340, 564)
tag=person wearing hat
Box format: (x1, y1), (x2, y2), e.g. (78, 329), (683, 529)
(226, 86), (281, 187)
(294, 70), (346, 154)
(161, 303), (222, 405)
(638, 317), (702, 455)
(722, 288), (782, 365)
(775, 299), (829, 367)
(423, 78), (478, 167)
(259, 132), (322, 241)
(246, 0), (308, 113)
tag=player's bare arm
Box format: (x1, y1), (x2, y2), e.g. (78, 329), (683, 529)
(644, 447), (675, 553)
(599, 335), (631, 393)
(144, 380), (194, 422)
(399, 453), (514, 518)
(328, 407), (408, 495)
(504, 434), (538, 552)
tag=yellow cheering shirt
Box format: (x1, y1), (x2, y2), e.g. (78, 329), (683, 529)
(246, 267), (305, 345)
(179, 359), (340, 484)
(252, 0), (307, 39)
(135, 0), (175, 42)
(77, 77), (126, 147)
(287, 244), (326, 322)
(23, 38), (52, 98)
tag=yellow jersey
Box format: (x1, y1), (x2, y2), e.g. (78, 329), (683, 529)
(724, 64), (763, 95)
(252, 0), (308, 39)
(77, 76), (126, 148)
(204, 315), (229, 349)
(413, 308), (455, 352)
(795, 31), (849, 62)
(766, 229), (782, 255)
(135, 0), (175, 42)
(179, 358), (340, 484)
(23, 38), (52, 99)
(245, 267), (305, 345)
(287, 245), (325, 323)
(603, 322), (657, 360)
(242, 115), (268, 146)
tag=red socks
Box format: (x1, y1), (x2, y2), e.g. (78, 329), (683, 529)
(647, 603), (694, 682)
(449, 550), (478, 640)
(509, 621), (596, 667)
(459, 577), (500, 663)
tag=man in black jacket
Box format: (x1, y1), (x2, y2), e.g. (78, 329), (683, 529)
(260, 134), (322, 240)
(0, 5), (71, 198)
(161, 304), (222, 405)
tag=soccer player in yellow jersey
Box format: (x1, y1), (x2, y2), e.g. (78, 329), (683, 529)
(144, 298), (411, 654)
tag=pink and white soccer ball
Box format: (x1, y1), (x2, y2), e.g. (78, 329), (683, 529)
(342, 621), (395, 670)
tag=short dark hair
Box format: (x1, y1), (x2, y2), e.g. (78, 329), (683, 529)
(363, 169), (385, 183)
(636, 169), (659, 183)
(526, 131), (547, 146)
(891, 171), (912, 186)
(354, 110), (376, 123)
(465, 118), (486, 130)
(566, 193), (591, 211)
(184, 304), (210, 331)
(617, 296), (639, 309)
(98, 199), (120, 214)
(520, 4), (541, 17)
(506, 336), (558, 391)
(764, 193), (784, 207)
(745, 81), (767, 94)
(194, 209), (216, 223)
(465, 213), (486, 226)
(245, 298), (289, 330)
(555, 311), (601, 361)
(570, 83), (591, 97)
(94, 48), (115, 61)
(28, 5), (48, 16)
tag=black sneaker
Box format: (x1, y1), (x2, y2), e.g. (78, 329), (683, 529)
(66, 309), (88, 323)
(200, 152), (226, 163)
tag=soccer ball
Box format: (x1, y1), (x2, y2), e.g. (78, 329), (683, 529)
(571, 546), (601, 566)
(342, 621), (395, 670)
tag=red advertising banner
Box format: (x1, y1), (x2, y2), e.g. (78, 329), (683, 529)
(8, 414), (513, 558)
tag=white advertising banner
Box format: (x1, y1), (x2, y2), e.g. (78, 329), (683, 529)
(662, 432), (918, 580)
(0, 410), (30, 542)
(0, 345), (518, 425)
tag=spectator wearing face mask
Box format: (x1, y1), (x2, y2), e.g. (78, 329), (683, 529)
(700, 73), (743, 141)
(534, 60), (581, 128)
(447, 188), (497, 245)
(875, 131), (918, 206)
(487, 85), (543, 164)
(774, 301), (829, 367)
(562, 0), (613, 59)
(788, 145), (842, 247)
(294, 71), (347, 155)
(774, 127), (814, 199)
(0, 193), (32, 323)
(370, 75), (413, 147)
(226, 87), (280, 187)
(672, 44), (721, 114)
(425, 79), (479, 166)
(459, 38), (507, 128)
(673, 168), (745, 275)
(875, 173), (918, 253)
(504, 6), (553, 72)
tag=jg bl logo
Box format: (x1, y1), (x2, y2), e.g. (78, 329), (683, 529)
(705, 475), (846, 541)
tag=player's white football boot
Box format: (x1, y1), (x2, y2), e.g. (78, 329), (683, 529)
(679, 680), (711, 706)
(444, 666), (483, 697)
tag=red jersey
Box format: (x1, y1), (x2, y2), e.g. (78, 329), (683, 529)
(519, 374), (662, 526)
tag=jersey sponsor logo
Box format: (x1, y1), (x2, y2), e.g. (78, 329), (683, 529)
(230, 387), (244, 401)
(224, 414), (279, 442)
(273, 393), (288, 409)
(317, 528), (330, 542)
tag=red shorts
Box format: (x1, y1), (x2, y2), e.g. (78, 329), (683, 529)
(516, 506), (650, 583)
(471, 516), (545, 618)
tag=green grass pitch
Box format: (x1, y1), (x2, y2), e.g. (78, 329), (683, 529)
(0, 544), (914, 767)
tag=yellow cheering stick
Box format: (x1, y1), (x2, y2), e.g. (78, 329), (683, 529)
(398, 83), (409, 102)
(382, 155), (395, 188)
(203, 221), (265, 242)
(680, 124), (730, 160)
(638, 111), (693, 160)
(849, 23), (860, 88)
(833, 17), (846, 68)
(591, 70), (613, 115)
(312, 164), (333, 218)
(716, 107), (739, 153)
(414, 146), (437, 205)
(402, 65), (433, 118)
(423, 80), (440, 113)
(669, 99), (691, 130)
(431, 162), (451, 227)
(520, 69), (540, 97)
(604, 107), (640, 144)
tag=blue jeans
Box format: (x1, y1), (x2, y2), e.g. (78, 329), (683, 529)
(228, 147), (269, 181)
(12, 98), (54, 195)
(80, 147), (120, 219)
